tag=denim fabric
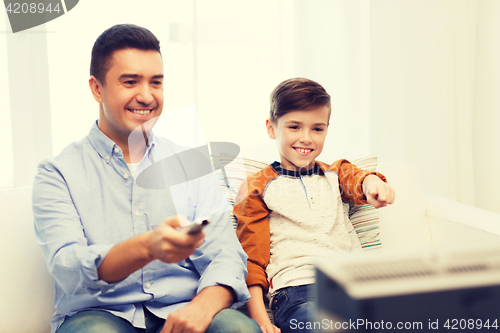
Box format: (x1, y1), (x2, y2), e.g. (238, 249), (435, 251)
(57, 308), (261, 333)
(207, 309), (262, 333)
(271, 284), (315, 333)
(56, 310), (147, 333)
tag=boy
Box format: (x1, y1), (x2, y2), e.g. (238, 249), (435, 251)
(234, 78), (395, 333)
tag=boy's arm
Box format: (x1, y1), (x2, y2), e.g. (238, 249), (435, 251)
(362, 174), (395, 208)
(234, 168), (277, 330)
(248, 285), (280, 333)
(331, 159), (389, 205)
(234, 173), (271, 292)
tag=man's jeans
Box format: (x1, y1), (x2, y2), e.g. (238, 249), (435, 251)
(271, 284), (315, 333)
(56, 306), (261, 333)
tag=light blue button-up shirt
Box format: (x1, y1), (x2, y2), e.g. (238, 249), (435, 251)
(33, 122), (250, 333)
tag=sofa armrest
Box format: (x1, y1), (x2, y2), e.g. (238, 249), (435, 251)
(425, 194), (500, 247)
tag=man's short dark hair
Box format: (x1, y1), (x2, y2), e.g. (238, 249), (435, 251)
(90, 24), (161, 85)
(270, 78), (331, 123)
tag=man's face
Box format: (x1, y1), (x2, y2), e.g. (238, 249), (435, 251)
(91, 48), (164, 145)
(266, 106), (330, 171)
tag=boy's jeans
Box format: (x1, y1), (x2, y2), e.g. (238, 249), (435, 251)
(271, 284), (315, 333)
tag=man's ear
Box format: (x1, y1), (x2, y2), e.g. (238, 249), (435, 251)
(89, 76), (103, 103)
(266, 118), (276, 139)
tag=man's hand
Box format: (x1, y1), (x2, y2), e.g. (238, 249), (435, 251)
(161, 286), (234, 333)
(362, 175), (395, 208)
(145, 215), (205, 263)
(160, 300), (213, 333)
(98, 215), (204, 283)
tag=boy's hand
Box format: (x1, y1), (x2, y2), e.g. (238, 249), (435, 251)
(362, 175), (395, 208)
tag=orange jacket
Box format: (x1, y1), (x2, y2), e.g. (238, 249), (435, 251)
(234, 159), (386, 292)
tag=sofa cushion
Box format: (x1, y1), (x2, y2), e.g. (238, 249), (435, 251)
(213, 154), (268, 228)
(349, 155), (382, 250)
(213, 154), (383, 250)
(0, 186), (54, 333)
(377, 161), (433, 251)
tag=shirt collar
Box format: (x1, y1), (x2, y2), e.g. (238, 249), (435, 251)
(88, 120), (156, 163)
(271, 161), (324, 177)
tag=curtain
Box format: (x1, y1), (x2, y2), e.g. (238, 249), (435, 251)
(291, 0), (500, 214)
(3, 0), (500, 214)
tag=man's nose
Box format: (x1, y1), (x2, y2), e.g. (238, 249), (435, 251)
(135, 83), (154, 105)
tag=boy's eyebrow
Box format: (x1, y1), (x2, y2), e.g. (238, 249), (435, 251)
(284, 120), (328, 126)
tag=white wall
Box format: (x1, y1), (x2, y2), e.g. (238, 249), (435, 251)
(473, 0), (500, 214)
(3, 0), (500, 214)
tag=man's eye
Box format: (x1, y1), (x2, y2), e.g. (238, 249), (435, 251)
(152, 81), (162, 86)
(124, 81), (136, 85)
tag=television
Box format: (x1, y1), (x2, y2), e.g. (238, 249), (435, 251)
(313, 247), (500, 332)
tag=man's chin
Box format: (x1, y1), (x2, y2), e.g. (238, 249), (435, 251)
(129, 114), (160, 132)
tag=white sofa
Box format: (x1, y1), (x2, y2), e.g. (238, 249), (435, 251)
(2, 160), (499, 333)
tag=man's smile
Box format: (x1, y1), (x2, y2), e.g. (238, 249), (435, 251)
(127, 108), (153, 115)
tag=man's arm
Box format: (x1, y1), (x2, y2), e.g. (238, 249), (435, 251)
(33, 160), (204, 294)
(161, 285), (234, 333)
(98, 215), (204, 283)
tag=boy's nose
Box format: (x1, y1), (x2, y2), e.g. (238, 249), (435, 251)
(299, 131), (312, 144)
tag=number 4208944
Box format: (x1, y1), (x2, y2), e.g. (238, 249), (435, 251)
(6, 2), (61, 14)
(444, 319), (498, 330)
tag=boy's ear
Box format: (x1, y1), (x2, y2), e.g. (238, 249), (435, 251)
(89, 76), (103, 103)
(266, 118), (276, 139)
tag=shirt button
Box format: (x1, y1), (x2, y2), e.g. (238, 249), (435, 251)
(114, 147), (120, 153)
(146, 282), (151, 288)
(106, 155), (110, 162)
(123, 173), (129, 179)
(135, 210), (140, 216)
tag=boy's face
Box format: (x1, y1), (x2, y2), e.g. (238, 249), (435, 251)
(266, 106), (329, 171)
(90, 48), (164, 146)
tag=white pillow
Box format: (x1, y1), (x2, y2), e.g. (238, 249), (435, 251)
(0, 186), (54, 333)
(377, 161), (433, 251)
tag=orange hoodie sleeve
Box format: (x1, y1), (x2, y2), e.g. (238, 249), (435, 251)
(234, 166), (277, 292)
(319, 159), (387, 205)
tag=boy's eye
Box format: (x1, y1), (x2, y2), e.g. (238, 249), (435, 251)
(314, 127), (324, 132)
(288, 126), (299, 130)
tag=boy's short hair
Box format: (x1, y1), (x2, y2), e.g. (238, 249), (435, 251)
(90, 24), (161, 85)
(270, 78), (331, 123)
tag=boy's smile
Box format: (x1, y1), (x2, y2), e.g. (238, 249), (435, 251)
(267, 106), (330, 171)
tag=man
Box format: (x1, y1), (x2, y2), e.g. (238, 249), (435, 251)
(33, 24), (260, 333)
